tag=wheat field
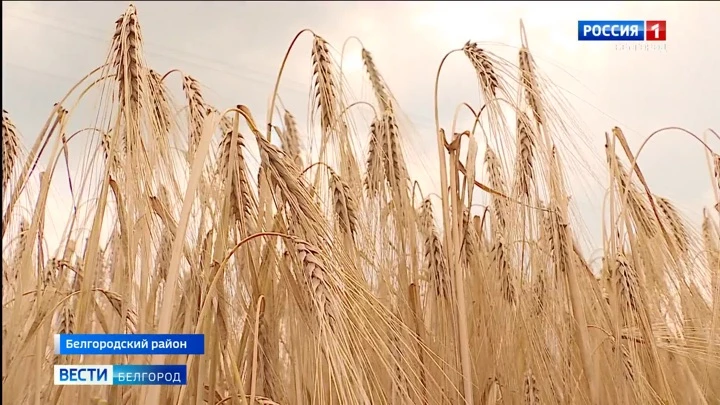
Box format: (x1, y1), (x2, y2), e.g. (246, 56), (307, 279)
(2, 4), (720, 405)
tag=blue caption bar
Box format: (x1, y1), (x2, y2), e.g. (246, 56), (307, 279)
(578, 20), (645, 41)
(54, 364), (187, 385)
(54, 334), (205, 355)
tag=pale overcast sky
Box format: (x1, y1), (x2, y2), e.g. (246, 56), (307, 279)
(3, 1), (719, 258)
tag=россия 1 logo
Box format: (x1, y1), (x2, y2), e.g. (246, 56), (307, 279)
(578, 20), (666, 41)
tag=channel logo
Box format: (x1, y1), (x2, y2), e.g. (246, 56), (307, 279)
(578, 20), (666, 41)
(53, 364), (187, 385)
(54, 365), (112, 385)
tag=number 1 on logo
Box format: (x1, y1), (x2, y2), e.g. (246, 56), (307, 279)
(645, 20), (666, 41)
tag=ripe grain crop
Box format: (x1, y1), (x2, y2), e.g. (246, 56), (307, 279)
(2, 4), (720, 405)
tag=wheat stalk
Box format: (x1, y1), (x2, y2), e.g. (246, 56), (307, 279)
(713, 153), (720, 191)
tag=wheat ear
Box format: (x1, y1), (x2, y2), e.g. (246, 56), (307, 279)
(524, 369), (540, 405)
(311, 36), (338, 132)
(292, 239), (337, 327)
(147, 70), (172, 137)
(361, 48), (391, 112)
(364, 118), (384, 197)
(418, 198), (450, 298)
(655, 196), (689, 254)
(182, 75), (207, 157)
(519, 47), (542, 125)
(463, 42), (499, 98)
(2, 110), (19, 191)
(217, 114), (255, 226)
(328, 169), (359, 238)
(515, 111), (536, 198)
(111, 4), (143, 152)
(280, 110), (304, 168)
(485, 147), (507, 232)
(490, 235), (516, 305)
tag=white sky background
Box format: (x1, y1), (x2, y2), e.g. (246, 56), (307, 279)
(2, 1), (719, 262)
